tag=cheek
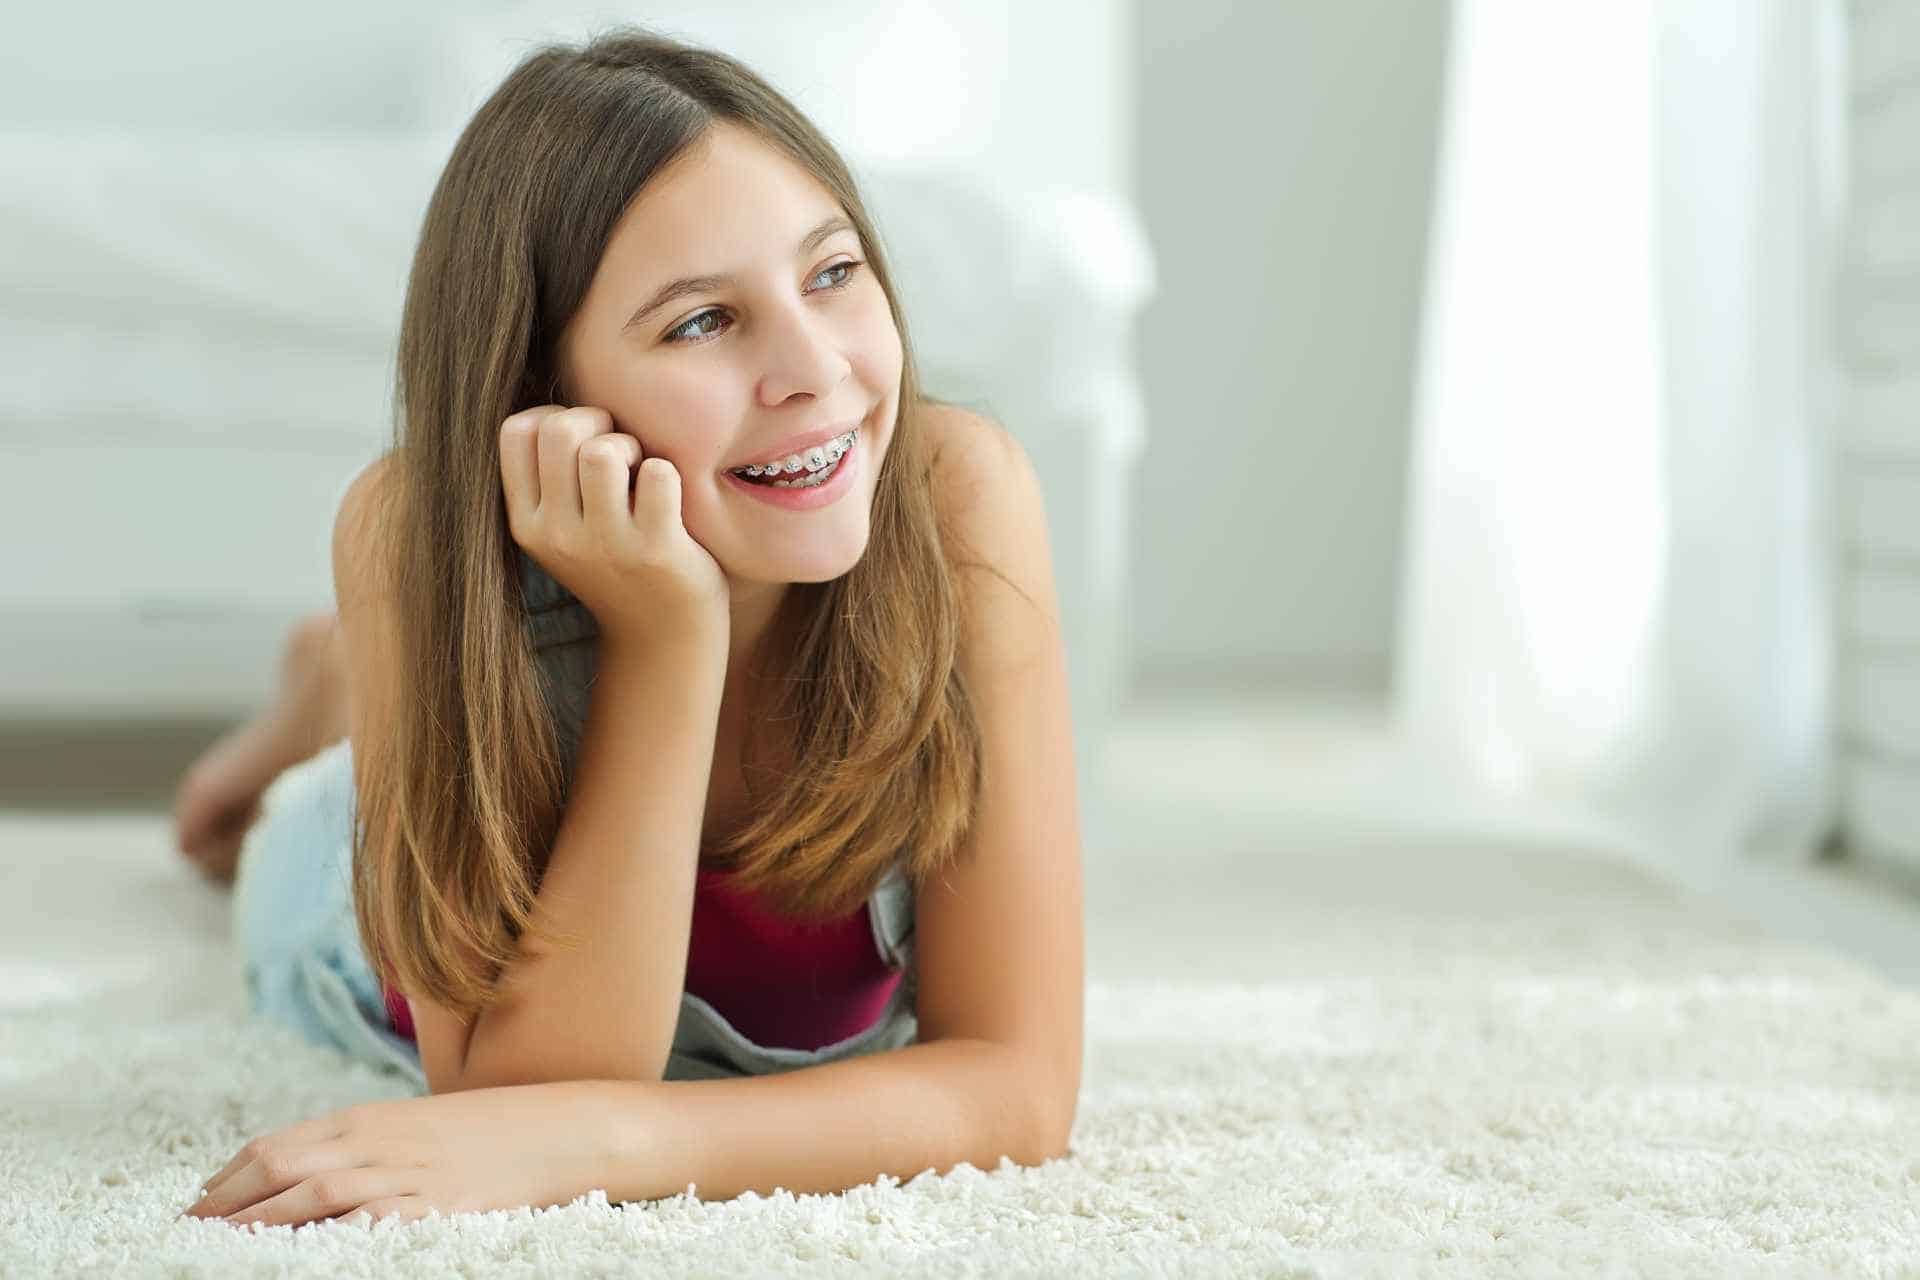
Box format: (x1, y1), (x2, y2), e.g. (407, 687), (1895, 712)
(623, 384), (733, 469)
(850, 303), (904, 386)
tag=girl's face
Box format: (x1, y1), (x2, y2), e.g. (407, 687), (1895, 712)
(553, 122), (904, 591)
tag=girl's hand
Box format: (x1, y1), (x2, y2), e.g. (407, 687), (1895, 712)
(499, 404), (730, 647)
(180, 1082), (629, 1228)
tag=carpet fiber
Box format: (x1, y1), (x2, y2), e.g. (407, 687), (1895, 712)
(4, 800), (1919, 1277)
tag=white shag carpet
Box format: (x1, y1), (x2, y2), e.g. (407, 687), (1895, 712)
(5, 797), (1920, 1278)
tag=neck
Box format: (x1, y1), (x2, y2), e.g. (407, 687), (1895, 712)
(723, 578), (793, 706)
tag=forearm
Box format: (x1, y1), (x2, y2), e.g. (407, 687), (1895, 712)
(460, 629), (727, 1089)
(597, 1039), (1072, 1203)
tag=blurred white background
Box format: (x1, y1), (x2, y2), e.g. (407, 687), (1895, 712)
(4, 0), (1920, 984)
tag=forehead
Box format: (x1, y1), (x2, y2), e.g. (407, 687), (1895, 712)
(605, 123), (844, 258)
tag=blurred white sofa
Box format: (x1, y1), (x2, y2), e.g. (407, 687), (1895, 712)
(0, 31), (1151, 842)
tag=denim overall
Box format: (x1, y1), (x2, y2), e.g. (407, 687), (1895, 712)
(230, 551), (920, 1091)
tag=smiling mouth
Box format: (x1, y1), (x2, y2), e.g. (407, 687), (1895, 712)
(728, 427), (859, 487)
(760, 452), (845, 488)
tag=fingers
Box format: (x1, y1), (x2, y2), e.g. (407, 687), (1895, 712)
(332, 1196), (433, 1227)
(498, 406), (553, 517)
(191, 1113), (343, 1204)
(579, 431), (642, 530)
(499, 402), (603, 520)
(189, 1133), (355, 1220)
(191, 1138), (282, 1203)
(632, 455), (681, 518)
(501, 405), (681, 576)
(535, 406), (615, 521)
(222, 1165), (423, 1230)
(183, 1115), (426, 1230)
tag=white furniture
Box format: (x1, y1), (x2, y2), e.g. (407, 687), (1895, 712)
(0, 4), (1152, 850)
(1836, 0), (1920, 877)
(0, 138), (1150, 846)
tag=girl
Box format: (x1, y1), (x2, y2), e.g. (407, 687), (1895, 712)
(172, 27), (1083, 1226)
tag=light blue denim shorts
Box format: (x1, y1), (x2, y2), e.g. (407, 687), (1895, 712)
(230, 738), (430, 1091)
(230, 738), (920, 1091)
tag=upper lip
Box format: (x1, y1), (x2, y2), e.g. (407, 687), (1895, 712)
(726, 418), (864, 470)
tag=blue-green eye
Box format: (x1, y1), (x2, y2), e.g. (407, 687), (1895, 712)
(808, 260), (861, 292)
(666, 310), (727, 344)
(664, 259), (866, 345)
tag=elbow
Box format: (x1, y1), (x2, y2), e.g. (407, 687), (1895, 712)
(404, 977), (678, 1093)
(979, 1047), (1078, 1167)
(1030, 1102), (1075, 1165)
(991, 1111), (1071, 1170)
(1029, 1067), (1081, 1165)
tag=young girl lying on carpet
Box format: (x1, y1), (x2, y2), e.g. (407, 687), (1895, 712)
(170, 26), (1083, 1227)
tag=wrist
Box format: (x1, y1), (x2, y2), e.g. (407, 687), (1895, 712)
(589, 1079), (674, 1204)
(599, 611), (729, 669)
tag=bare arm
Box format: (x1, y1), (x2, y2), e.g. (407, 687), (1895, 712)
(602, 1039), (1066, 1204)
(331, 455), (728, 1093)
(452, 628), (727, 1090)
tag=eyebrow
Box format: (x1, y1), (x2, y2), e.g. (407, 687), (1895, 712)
(620, 215), (858, 333)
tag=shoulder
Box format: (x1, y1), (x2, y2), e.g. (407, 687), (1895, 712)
(917, 401), (1061, 664)
(919, 400), (1046, 555)
(919, 399), (1028, 506)
(331, 451), (402, 610)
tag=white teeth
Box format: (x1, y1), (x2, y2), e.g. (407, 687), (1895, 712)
(736, 428), (857, 479)
(772, 454), (842, 489)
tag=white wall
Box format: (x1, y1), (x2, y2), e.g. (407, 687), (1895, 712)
(0, 2), (495, 134)
(0, 0), (1134, 198)
(1836, 0), (1920, 873)
(430, 0), (1133, 199)
(1126, 0), (1450, 692)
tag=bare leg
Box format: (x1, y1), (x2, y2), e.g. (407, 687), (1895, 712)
(172, 610), (352, 885)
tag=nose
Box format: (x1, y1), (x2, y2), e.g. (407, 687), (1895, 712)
(755, 297), (852, 407)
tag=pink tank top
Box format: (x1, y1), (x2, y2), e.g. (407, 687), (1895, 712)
(383, 865), (902, 1052)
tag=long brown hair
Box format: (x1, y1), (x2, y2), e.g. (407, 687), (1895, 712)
(351, 26), (985, 1019)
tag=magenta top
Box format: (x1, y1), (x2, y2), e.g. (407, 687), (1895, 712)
(383, 865), (901, 1052)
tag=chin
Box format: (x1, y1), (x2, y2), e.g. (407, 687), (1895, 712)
(730, 534), (871, 588)
(780, 545), (870, 585)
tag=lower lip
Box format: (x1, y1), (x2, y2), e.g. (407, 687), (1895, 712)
(722, 436), (862, 510)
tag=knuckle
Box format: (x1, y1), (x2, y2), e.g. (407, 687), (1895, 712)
(555, 405), (609, 435)
(307, 1172), (352, 1206)
(255, 1149), (297, 1183)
